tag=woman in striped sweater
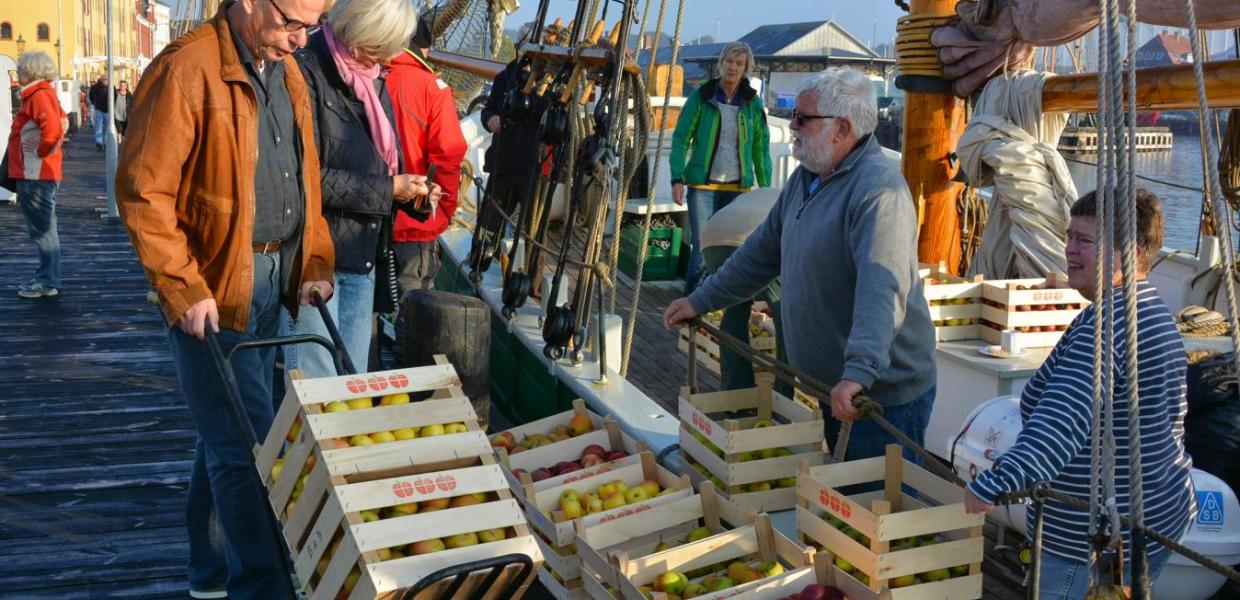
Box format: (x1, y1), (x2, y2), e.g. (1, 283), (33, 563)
(964, 188), (1195, 599)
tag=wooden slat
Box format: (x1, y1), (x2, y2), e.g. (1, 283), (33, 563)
(334, 464), (507, 513)
(321, 430), (491, 476)
(351, 498), (527, 552)
(305, 396), (476, 440)
(291, 363), (462, 405)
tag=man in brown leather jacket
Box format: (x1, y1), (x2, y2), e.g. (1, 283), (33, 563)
(115, 1), (333, 598)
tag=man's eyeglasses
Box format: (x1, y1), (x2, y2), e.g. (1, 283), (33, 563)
(791, 110), (836, 127)
(268, 0), (325, 33)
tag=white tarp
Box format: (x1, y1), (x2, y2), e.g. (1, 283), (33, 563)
(959, 70), (1077, 280)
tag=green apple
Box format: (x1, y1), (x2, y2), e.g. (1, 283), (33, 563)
(653, 570), (688, 595)
(687, 526), (712, 542)
(834, 555), (855, 573)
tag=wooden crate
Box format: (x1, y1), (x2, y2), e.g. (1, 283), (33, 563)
(796, 445), (984, 599)
(978, 276), (1089, 348)
(257, 359), (541, 600)
(678, 377), (828, 512)
(538, 565), (591, 600)
(678, 307), (778, 376)
(920, 263), (984, 342)
(609, 513), (817, 600)
(494, 400), (646, 505)
(521, 452), (694, 548)
(574, 482), (748, 593)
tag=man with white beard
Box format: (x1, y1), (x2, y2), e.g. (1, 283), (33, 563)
(663, 68), (937, 461)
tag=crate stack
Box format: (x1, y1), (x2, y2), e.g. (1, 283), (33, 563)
(488, 403), (694, 599)
(920, 264), (984, 342)
(678, 305), (778, 377)
(258, 357), (541, 600)
(978, 276), (1089, 348)
(678, 376), (828, 512)
(796, 445), (985, 600)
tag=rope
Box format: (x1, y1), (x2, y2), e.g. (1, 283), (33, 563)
(479, 187), (616, 288)
(619, 0), (683, 376)
(957, 186), (987, 275)
(894, 13), (958, 78)
(1185, 0), (1240, 424)
(686, 315), (1240, 587)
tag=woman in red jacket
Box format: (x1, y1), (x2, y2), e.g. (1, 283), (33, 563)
(387, 16), (467, 291)
(6, 51), (66, 299)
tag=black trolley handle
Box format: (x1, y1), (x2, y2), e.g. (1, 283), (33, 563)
(308, 287), (357, 376)
(400, 553), (534, 600)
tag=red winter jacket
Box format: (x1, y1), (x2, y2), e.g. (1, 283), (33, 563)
(388, 50), (467, 243)
(7, 80), (66, 181)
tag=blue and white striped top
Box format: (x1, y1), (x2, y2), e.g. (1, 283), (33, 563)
(968, 281), (1195, 562)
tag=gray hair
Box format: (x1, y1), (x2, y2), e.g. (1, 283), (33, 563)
(716, 42), (755, 79)
(328, 0), (419, 61)
(17, 52), (56, 84)
(796, 68), (877, 137)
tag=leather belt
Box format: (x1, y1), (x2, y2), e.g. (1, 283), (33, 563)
(253, 240), (283, 254)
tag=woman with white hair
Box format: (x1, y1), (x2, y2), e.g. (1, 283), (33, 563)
(5, 51), (67, 299)
(669, 41), (772, 296)
(287, 0), (435, 375)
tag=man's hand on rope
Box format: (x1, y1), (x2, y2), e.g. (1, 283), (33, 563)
(964, 488), (995, 514)
(829, 379), (865, 422)
(663, 297), (698, 330)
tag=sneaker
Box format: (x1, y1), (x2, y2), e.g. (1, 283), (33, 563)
(17, 283), (59, 298)
(188, 587), (228, 599)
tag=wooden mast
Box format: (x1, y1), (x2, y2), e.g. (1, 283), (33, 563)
(902, 0), (967, 272)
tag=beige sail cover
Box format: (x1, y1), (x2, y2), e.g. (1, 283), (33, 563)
(959, 71), (1077, 280)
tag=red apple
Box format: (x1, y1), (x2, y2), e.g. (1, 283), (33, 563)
(799, 584), (828, 600)
(580, 454), (605, 467)
(554, 461), (581, 475)
(531, 468), (553, 482)
(490, 432), (516, 451)
(511, 468), (529, 480)
(605, 450), (626, 462)
(581, 444), (607, 460)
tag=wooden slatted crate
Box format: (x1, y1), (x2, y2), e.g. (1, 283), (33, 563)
(608, 513), (817, 600)
(978, 276), (1089, 348)
(920, 263), (984, 342)
(257, 358), (541, 600)
(573, 481), (749, 596)
(796, 445), (984, 600)
(677, 307), (778, 376)
(678, 376), (828, 512)
(493, 399), (646, 505)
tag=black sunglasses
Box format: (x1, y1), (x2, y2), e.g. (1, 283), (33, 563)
(791, 109), (836, 127)
(268, 0), (325, 33)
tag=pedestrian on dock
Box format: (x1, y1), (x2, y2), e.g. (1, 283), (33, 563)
(669, 41), (772, 296)
(388, 13), (467, 294)
(963, 189), (1195, 598)
(6, 51), (67, 299)
(282, 0), (430, 376)
(114, 0), (336, 598)
(113, 80), (131, 142)
(87, 74), (110, 150)
(664, 67), (936, 462)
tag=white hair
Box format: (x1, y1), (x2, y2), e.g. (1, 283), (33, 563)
(796, 68), (877, 137)
(716, 42), (755, 79)
(328, 0), (418, 60)
(17, 52), (56, 83)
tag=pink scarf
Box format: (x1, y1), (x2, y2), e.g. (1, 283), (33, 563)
(323, 23), (398, 175)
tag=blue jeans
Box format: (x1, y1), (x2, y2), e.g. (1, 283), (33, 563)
(16, 179), (61, 288)
(283, 268), (374, 377)
(1036, 549), (1170, 600)
(684, 187), (744, 295)
(825, 386), (935, 463)
(170, 252), (293, 600)
(92, 109), (108, 145)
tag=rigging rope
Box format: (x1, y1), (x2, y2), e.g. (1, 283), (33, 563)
(619, 0), (684, 376)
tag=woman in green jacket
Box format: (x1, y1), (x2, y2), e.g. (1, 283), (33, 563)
(670, 41), (772, 294)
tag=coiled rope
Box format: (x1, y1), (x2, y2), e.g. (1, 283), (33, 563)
(894, 12), (958, 78)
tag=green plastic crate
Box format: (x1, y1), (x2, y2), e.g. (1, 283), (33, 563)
(618, 224), (682, 281)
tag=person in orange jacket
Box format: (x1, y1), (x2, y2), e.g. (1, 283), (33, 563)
(387, 14), (467, 293)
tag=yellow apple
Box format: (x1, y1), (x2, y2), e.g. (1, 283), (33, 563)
(348, 434), (374, 447)
(408, 538), (446, 555)
(608, 480), (629, 496)
(653, 571), (688, 595)
(625, 486), (650, 504)
(378, 393), (410, 405)
(392, 427), (417, 441)
(753, 418), (775, 428)
(638, 479), (660, 497)
(324, 401), (351, 413)
(477, 528), (507, 543)
(654, 540), (670, 552)
(891, 574), (918, 587)
(560, 498), (584, 519)
(343, 568), (361, 593)
(270, 459), (285, 482)
(369, 431), (397, 444)
(360, 509), (380, 522)
(286, 418), (302, 443)
(734, 569), (761, 584)
(450, 494), (483, 508)
(584, 495), (604, 514)
(596, 482), (617, 499)
(420, 498), (451, 512)
(834, 556), (855, 573)
(602, 493), (627, 510)
(560, 489), (581, 505)
(419, 423), (446, 437)
(568, 414), (593, 435)
(388, 502), (419, 516)
(757, 560), (784, 577)
(687, 526), (712, 542)
(347, 397), (374, 410)
(444, 532), (479, 549)
(444, 422), (468, 434)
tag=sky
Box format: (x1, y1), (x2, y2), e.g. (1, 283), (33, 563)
(505, 0), (908, 50)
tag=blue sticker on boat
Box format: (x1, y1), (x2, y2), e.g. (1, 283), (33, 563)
(1197, 491), (1224, 527)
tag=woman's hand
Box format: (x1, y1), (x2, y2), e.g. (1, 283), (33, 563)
(672, 182), (685, 205)
(393, 174), (429, 203)
(487, 115), (502, 133)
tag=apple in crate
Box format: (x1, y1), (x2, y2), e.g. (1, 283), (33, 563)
(554, 461), (581, 475)
(408, 538), (446, 555)
(605, 450), (626, 461)
(478, 528), (507, 543)
(568, 414), (593, 436)
(445, 532), (479, 549)
(491, 432), (516, 451)
(653, 571), (688, 595)
(530, 467), (553, 482)
(581, 444), (607, 459)
(581, 453), (605, 467)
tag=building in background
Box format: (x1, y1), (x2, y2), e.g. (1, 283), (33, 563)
(152, 1), (172, 57)
(0, 0), (77, 80)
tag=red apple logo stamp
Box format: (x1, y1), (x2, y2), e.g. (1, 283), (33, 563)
(393, 481), (414, 498)
(367, 375), (389, 392)
(435, 475), (457, 492)
(388, 373), (409, 388)
(346, 379), (367, 394)
(414, 478), (436, 494)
